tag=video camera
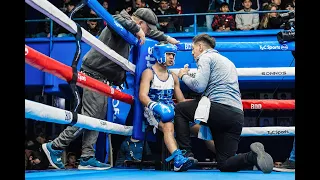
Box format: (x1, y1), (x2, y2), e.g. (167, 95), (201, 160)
(277, 11), (295, 44)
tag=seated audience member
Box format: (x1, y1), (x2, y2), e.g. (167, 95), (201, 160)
(259, 3), (282, 29)
(271, 0), (282, 9)
(168, 0), (183, 32)
(273, 138), (295, 172)
(65, 152), (79, 169)
(25, 139), (49, 170)
(211, 2), (235, 32)
(84, 14), (102, 36)
(285, 2), (294, 11)
(102, 0), (108, 11)
(59, 0), (71, 13)
(135, 0), (149, 9)
(235, 0), (259, 30)
(154, 0), (177, 33)
(115, 136), (151, 168)
(56, 1), (84, 37)
(124, 2), (133, 15)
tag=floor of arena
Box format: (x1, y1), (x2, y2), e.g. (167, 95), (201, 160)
(25, 168), (294, 180)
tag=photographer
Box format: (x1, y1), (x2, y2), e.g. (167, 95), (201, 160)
(277, 10), (295, 44)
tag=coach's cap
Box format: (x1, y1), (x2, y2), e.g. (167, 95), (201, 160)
(133, 8), (158, 31)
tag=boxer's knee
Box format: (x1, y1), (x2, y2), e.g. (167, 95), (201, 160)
(161, 122), (174, 134)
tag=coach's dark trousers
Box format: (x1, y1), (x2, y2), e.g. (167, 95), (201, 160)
(174, 99), (256, 172)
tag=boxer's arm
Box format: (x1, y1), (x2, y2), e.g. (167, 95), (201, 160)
(172, 72), (186, 103)
(139, 69), (154, 107)
(182, 56), (211, 93)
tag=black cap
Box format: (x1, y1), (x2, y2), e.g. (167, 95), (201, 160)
(133, 8), (158, 31)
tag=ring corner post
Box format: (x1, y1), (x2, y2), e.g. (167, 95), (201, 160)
(132, 39), (157, 140)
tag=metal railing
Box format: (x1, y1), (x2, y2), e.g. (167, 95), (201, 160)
(25, 10), (290, 56)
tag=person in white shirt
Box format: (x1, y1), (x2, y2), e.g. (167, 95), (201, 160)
(235, 0), (259, 30)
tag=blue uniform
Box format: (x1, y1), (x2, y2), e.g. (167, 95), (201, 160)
(144, 67), (174, 133)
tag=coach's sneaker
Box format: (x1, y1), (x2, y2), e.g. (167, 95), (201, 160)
(165, 149), (194, 172)
(249, 142), (274, 174)
(42, 142), (65, 169)
(78, 157), (111, 170)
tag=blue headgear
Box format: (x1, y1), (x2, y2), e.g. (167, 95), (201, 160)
(152, 43), (178, 64)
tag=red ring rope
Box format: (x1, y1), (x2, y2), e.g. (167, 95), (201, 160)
(25, 45), (134, 104)
(25, 45), (295, 110)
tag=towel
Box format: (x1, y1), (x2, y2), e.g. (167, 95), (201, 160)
(197, 125), (213, 140)
(194, 96), (211, 124)
(194, 96), (213, 140)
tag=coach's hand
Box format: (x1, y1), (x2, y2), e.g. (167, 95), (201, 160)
(136, 28), (146, 45)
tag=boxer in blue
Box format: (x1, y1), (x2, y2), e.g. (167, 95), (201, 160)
(139, 42), (194, 172)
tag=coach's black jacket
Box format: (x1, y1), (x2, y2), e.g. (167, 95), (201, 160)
(81, 10), (168, 86)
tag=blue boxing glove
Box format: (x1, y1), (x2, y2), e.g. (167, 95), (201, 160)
(147, 101), (174, 122)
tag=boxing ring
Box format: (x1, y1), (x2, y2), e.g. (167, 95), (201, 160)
(25, 0), (295, 179)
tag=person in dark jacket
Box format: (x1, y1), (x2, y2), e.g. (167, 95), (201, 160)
(115, 136), (151, 168)
(42, 7), (179, 170)
(25, 139), (49, 170)
(259, 3), (283, 29)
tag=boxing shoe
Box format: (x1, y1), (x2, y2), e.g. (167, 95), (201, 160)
(78, 157), (111, 170)
(42, 142), (65, 169)
(165, 149), (194, 172)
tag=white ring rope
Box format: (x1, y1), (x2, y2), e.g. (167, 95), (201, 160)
(25, 99), (294, 137)
(241, 126), (294, 136)
(170, 67), (295, 77)
(25, 99), (133, 136)
(25, 0), (136, 74)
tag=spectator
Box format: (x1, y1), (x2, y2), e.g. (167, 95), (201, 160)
(135, 0), (148, 9)
(271, 0), (282, 9)
(25, 138), (49, 170)
(65, 152), (79, 169)
(285, 2), (294, 11)
(260, 0), (269, 9)
(56, 1), (84, 37)
(83, 14), (101, 36)
(154, 0), (177, 33)
(235, 0), (259, 30)
(168, 0), (183, 32)
(259, 3), (282, 29)
(89, 9), (97, 16)
(35, 132), (47, 144)
(34, 17), (51, 38)
(206, 0), (226, 31)
(273, 138), (295, 172)
(211, 2), (236, 32)
(115, 136), (151, 168)
(102, 0), (108, 11)
(124, 2), (133, 15)
(149, 0), (160, 12)
(59, 0), (71, 13)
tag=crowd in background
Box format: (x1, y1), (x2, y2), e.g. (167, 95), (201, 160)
(25, 0), (295, 38)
